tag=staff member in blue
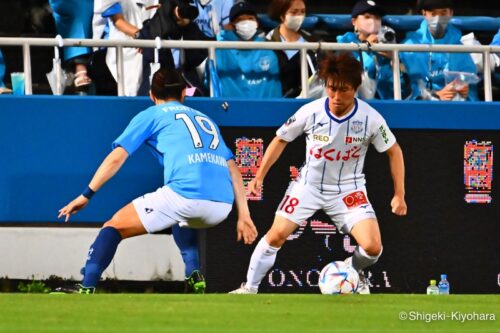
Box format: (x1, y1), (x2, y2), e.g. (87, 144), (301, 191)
(56, 68), (258, 294)
(400, 0), (478, 101)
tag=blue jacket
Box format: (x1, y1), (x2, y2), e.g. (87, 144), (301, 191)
(214, 30), (282, 98)
(400, 20), (478, 101)
(337, 32), (402, 100)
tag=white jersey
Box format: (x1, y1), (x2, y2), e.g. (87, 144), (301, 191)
(276, 97), (396, 194)
(93, 0), (158, 96)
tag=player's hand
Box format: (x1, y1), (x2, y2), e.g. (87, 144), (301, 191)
(58, 195), (89, 222)
(247, 177), (263, 196)
(237, 215), (258, 245)
(391, 195), (407, 216)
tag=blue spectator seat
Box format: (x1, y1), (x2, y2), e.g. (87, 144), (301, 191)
(450, 16), (500, 31)
(382, 15), (423, 31)
(257, 14), (319, 31)
(313, 14), (500, 32)
(314, 14), (352, 30)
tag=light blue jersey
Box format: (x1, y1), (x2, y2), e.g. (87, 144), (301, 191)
(113, 101), (234, 204)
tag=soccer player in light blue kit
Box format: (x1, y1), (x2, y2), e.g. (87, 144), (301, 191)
(56, 68), (258, 294)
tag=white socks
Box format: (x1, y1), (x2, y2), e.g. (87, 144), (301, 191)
(351, 246), (383, 272)
(245, 237), (280, 290)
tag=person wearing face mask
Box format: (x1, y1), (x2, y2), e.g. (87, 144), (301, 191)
(337, 0), (408, 100)
(265, 0), (318, 98)
(400, 0), (478, 101)
(213, 1), (282, 98)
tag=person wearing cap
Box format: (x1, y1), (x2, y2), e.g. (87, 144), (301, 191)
(212, 1), (282, 98)
(337, 0), (408, 100)
(400, 0), (478, 101)
(265, 0), (318, 98)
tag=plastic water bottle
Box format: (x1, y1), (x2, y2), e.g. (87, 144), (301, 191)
(426, 280), (439, 295)
(438, 274), (450, 295)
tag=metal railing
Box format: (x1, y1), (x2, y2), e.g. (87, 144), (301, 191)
(0, 37), (499, 100)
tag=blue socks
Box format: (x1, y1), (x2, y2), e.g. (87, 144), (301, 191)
(172, 225), (200, 277)
(81, 225), (199, 287)
(82, 226), (122, 287)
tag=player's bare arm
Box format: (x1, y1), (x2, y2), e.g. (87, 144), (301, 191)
(385, 142), (407, 216)
(58, 147), (129, 222)
(248, 137), (289, 195)
(228, 159), (258, 244)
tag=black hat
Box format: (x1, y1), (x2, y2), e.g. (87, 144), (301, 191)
(229, 1), (257, 22)
(418, 0), (454, 10)
(351, 0), (385, 18)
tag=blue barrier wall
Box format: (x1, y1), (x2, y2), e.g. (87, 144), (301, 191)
(1, 95), (500, 223)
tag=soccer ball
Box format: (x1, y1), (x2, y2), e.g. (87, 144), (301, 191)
(318, 261), (359, 294)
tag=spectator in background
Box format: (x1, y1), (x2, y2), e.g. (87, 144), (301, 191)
(136, 0), (209, 95)
(400, 0), (478, 101)
(214, 1), (282, 98)
(266, 0), (317, 98)
(190, 0), (234, 94)
(0, 50), (12, 94)
(491, 28), (500, 68)
(93, 0), (159, 96)
(337, 0), (408, 100)
(194, 0), (234, 38)
(49, 0), (93, 91)
(490, 28), (500, 100)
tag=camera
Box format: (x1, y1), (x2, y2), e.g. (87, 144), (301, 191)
(377, 26), (396, 44)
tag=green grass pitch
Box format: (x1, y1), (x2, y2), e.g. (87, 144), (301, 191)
(0, 294), (498, 333)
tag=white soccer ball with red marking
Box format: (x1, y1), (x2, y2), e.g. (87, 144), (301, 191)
(318, 261), (359, 294)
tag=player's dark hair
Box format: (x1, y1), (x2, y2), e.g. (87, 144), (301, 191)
(151, 68), (187, 101)
(268, 0), (306, 22)
(317, 51), (362, 91)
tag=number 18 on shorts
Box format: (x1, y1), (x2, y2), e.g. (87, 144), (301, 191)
(275, 181), (376, 234)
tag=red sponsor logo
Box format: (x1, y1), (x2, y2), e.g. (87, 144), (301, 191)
(309, 146), (362, 162)
(345, 136), (366, 144)
(342, 191), (368, 209)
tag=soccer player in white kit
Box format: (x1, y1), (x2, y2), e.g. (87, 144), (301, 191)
(230, 51), (407, 294)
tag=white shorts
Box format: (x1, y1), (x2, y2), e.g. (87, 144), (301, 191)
(275, 181), (376, 234)
(133, 186), (232, 233)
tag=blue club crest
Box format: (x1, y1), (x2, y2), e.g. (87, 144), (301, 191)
(350, 120), (364, 134)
